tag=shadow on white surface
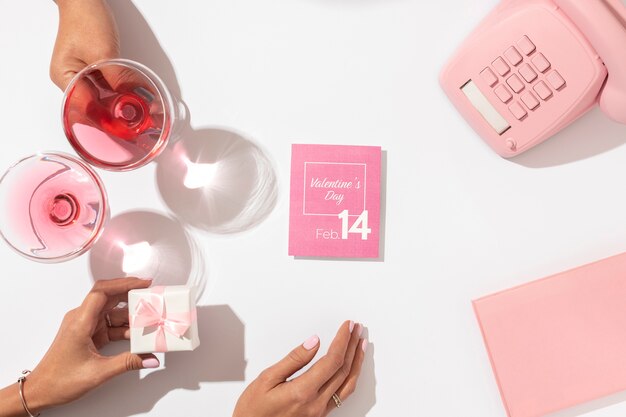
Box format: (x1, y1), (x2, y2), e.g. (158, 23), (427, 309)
(109, 0), (182, 100)
(295, 150), (387, 262)
(334, 342), (377, 417)
(547, 390), (626, 417)
(109, 0), (192, 142)
(46, 305), (246, 417)
(512, 108), (626, 168)
(379, 151), (387, 261)
(110, 1), (278, 234)
(155, 127), (278, 234)
(89, 210), (208, 298)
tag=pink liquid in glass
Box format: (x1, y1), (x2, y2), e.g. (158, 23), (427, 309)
(62, 61), (172, 170)
(0, 153), (107, 261)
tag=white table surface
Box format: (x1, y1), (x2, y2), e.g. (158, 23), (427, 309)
(3, 1), (626, 416)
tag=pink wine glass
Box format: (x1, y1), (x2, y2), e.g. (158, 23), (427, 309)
(62, 59), (184, 171)
(0, 152), (108, 262)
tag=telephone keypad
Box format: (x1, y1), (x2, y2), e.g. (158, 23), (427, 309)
(482, 36), (566, 120)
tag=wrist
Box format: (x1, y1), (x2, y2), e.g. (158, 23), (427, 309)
(54, 0), (104, 4)
(21, 371), (50, 415)
(0, 383), (28, 417)
(55, 0), (105, 11)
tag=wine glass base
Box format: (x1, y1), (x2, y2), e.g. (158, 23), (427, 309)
(0, 152), (108, 263)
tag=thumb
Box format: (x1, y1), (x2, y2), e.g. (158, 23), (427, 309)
(106, 351), (160, 377)
(260, 335), (320, 386)
(49, 55), (85, 92)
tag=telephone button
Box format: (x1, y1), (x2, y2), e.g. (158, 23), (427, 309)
(481, 67), (498, 87)
(494, 85), (513, 103)
(506, 74), (525, 93)
(517, 36), (536, 55)
(533, 81), (553, 100)
(519, 64), (538, 83)
(492, 57), (511, 76)
(521, 91), (540, 110)
(546, 71), (566, 90)
(509, 102), (527, 120)
(504, 47), (523, 66)
(532, 53), (551, 73)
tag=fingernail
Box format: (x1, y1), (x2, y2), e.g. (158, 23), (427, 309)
(142, 358), (160, 368)
(124, 329), (131, 339)
(302, 335), (319, 350)
(357, 323), (364, 337)
(349, 320), (355, 333)
(361, 339), (368, 353)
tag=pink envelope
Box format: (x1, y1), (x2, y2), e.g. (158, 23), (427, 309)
(474, 252), (626, 417)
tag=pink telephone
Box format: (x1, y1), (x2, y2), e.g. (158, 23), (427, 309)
(440, 0), (626, 158)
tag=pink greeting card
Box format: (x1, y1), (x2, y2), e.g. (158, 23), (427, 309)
(474, 252), (626, 417)
(289, 144), (381, 258)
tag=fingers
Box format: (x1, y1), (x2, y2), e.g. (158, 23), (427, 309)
(50, 35), (119, 91)
(103, 66), (150, 92)
(51, 0), (120, 91)
(107, 326), (130, 342)
(258, 335), (321, 387)
(95, 277), (152, 297)
(326, 339), (368, 413)
(81, 278), (152, 321)
(319, 323), (363, 400)
(104, 352), (160, 379)
(105, 307), (129, 327)
(50, 57), (86, 91)
(104, 308), (130, 342)
(90, 308), (130, 349)
(298, 320), (353, 390)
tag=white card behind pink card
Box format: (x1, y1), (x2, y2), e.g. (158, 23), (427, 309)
(289, 144), (381, 258)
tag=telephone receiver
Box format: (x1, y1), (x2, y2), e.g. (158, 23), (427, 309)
(555, 0), (626, 124)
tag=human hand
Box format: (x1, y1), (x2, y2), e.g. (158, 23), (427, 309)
(233, 320), (368, 417)
(20, 278), (159, 414)
(50, 0), (120, 91)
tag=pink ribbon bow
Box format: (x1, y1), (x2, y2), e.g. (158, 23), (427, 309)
(130, 287), (193, 352)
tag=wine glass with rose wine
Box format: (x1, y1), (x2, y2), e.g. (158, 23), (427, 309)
(62, 59), (184, 171)
(0, 152), (108, 262)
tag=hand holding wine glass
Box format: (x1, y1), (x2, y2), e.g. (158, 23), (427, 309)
(50, 0), (120, 91)
(51, 0), (181, 172)
(52, 0), (168, 172)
